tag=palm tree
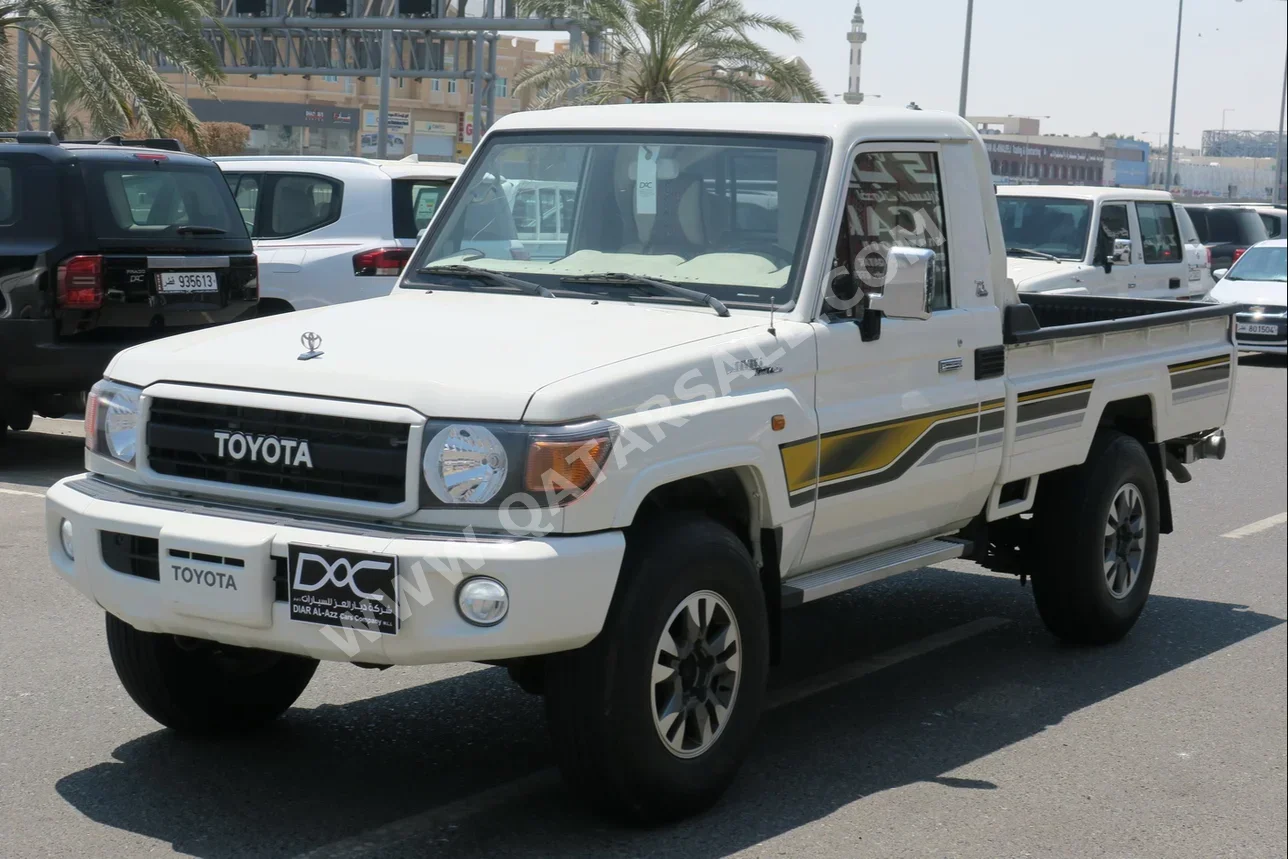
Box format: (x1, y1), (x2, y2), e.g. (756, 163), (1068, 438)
(48, 61), (85, 139)
(515, 0), (825, 107)
(1, 0), (223, 136)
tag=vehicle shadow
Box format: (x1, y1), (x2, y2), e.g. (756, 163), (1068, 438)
(53, 569), (1284, 859)
(1237, 352), (1287, 369)
(0, 425), (85, 489)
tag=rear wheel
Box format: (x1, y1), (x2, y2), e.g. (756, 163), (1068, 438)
(106, 613), (318, 734)
(543, 516), (769, 823)
(1032, 431), (1160, 645)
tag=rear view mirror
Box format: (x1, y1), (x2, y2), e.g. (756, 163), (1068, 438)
(1212, 268), (1229, 280)
(867, 247), (935, 321)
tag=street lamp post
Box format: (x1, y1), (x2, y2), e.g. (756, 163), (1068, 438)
(1164, 0), (1184, 194)
(1277, 54), (1287, 203)
(958, 0), (975, 116)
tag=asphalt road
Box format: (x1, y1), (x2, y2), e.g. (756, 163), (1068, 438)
(1, 356), (1284, 859)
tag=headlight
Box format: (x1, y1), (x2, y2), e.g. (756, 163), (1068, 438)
(85, 379), (142, 466)
(423, 424), (509, 504)
(419, 420), (615, 508)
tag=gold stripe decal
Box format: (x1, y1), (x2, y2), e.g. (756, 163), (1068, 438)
(779, 403), (982, 505)
(1168, 355), (1230, 373)
(1017, 381), (1094, 403)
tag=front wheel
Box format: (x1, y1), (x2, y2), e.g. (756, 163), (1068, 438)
(543, 516), (769, 823)
(106, 613), (319, 734)
(1032, 431), (1160, 645)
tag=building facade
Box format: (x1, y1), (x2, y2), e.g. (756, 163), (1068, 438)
(971, 117), (1107, 186)
(165, 35), (555, 159)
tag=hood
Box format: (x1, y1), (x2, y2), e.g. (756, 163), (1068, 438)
(106, 290), (759, 420)
(1209, 278), (1287, 308)
(1007, 257), (1092, 292)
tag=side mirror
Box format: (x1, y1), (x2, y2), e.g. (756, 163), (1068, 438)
(417, 227), (427, 240)
(1112, 238), (1132, 264)
(1212, 268), (1229, 280)
(867, 247), (935, 321)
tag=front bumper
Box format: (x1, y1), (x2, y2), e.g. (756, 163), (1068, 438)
(1233, 309), (1287, 355)
(47, 475), (625, 666)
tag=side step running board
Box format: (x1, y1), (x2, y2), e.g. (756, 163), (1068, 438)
(781, 538), (971, 609)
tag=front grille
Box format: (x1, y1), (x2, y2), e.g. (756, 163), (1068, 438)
(146, 398), (410, 504)
(101, 531), (160, 580)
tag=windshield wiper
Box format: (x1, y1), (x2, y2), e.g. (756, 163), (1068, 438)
(561, 273), (730, 318)
(1006, 247), (1062, 262)
(417, 264), (555, 298)
(175, 225), (227, 236)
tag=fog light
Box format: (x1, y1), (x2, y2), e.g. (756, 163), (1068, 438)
(60, 519), (75, 561)
(456, 577), (509, 626)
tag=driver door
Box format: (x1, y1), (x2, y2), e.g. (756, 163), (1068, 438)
(1093, 202), (1134, 297)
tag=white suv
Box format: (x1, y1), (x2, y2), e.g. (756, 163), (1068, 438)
(215, 156), (462, 312)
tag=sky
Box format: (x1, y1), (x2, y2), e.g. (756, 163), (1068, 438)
(739, 0), (1288, 148)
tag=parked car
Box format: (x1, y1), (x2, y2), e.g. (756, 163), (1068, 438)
(48, 104), (1237, 823)
(1183, 204), (1270, 270)
(214, 155), (462, 313)
(1248, 205), (1285, 240)
(1209, 238), (1287, 354)
(1, 132), (257, 439)
(996, 186), (1211, 300)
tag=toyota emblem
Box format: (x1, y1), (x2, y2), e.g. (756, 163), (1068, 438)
(298, 331), (324, 361)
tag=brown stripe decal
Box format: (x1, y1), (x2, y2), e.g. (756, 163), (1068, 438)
(1170, 362), (1231, 390)
(1017, 380), (1094, 403)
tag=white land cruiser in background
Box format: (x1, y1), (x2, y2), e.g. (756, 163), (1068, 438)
(997, 186), (1213, 301)
(215, 155), (462, 313)
(49, 104), (1238, 823)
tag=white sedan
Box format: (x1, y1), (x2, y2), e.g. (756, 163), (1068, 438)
(1209, 238), (1287, 355)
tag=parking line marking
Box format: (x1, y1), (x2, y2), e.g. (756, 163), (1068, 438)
(290, 616), (1009, 859)
(1222, 512), (1288, 539)
(0, 487), (45, 499)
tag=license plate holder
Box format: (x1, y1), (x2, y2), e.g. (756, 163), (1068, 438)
(287, 544), (400, 636)
(1236, 322), (1278, 336)
(157, 271), (219, 294)
(158, 524), (275, 628)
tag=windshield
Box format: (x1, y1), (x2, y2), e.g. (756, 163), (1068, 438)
(1225, 245), (1287, 282)
(996, 197), (1092, 261)
(404, 132), (827, 308)
(88, 161), (247, 239)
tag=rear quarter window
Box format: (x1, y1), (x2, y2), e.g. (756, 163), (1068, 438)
(89, 161), (246, 239)
(392, 178), (453, 239)
(0, 157), (61, 240)
(264, 173), (342, 238)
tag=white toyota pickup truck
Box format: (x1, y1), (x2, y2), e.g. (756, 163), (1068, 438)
(47, 104), (1238, 823)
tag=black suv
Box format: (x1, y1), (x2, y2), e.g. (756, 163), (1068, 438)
(1, 133), (258, 436)
(1183, 204), (1271, 271)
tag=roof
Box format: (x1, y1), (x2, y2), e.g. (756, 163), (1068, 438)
(212, 155), (463, 181)
(489, 103), (977, 142)
(1251, 238), (1287, 248)
(996, 185), (1175, 202)
(1, 141), (212, 166)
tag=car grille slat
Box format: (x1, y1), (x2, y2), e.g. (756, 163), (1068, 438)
(146, 397), (410, 504)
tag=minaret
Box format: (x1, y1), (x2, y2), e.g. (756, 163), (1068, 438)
(843, 2), (866, 105)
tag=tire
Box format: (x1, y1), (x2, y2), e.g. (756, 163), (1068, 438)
(543, 516), (770, 823)
(105, 613), (319, 734)
(1032, 430), (1160, 645)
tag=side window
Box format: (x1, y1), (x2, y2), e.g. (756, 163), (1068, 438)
(1260, 213), (1282, 239)
(225, 173), (260, 234)
(1136, 201), (1181, 264)
(1096, 203), (1131, 259)
(833, 150), (951, 313)
(538, 187), (558, 235)
(264, 174), (342, 238)
(0, 165), (15, 225)
(512, 188), (538, 237)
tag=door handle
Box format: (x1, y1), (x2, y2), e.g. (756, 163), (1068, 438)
(938, 357), (964, 373)
(1127, 282), (1137, 289)
(1169, 277), (1181, 289)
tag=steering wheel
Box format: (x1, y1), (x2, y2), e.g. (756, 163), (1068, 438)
(720, 242), (795, 269)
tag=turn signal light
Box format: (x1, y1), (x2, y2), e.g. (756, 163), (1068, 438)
(57, 255), (104, 309)
(524, 435), (613, 501)
(353, 247), (413, 277)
